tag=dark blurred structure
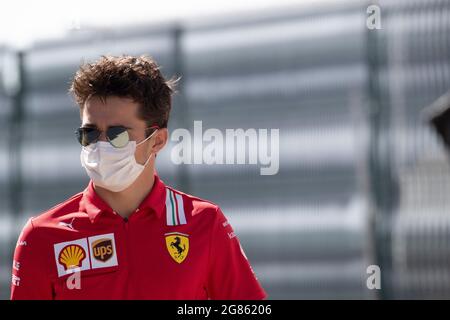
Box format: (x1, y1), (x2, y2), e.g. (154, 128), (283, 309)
(372, 0), (450, 299)
(1, 0), (450, 299)
(424, 91), (450, 148)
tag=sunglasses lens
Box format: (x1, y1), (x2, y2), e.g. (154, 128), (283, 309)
(107, 126), (129, 148)
(76, 127), (100, 147)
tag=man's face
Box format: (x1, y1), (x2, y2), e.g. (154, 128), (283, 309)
(81, 95), (157, 165)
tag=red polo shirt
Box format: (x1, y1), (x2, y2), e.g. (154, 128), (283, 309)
(10, 174), (267, 300)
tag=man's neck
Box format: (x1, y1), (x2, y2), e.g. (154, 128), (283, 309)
(93, 167), (156, 219)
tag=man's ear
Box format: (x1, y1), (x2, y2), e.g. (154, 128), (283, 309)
(152, 128), (168, 154)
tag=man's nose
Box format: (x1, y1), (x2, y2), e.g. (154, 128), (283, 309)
(97, 131), (108, 142)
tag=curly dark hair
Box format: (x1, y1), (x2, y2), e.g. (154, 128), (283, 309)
(69, 55), (179, 129)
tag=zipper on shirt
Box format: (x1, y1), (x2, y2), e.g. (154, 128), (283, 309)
(124, 216), (130, 298)
(122, 215), (130, 244)
(120, 208), (143, 298)
(114, 211), (131, 298)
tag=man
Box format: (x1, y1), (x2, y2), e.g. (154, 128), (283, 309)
(10, 55), (266, 300)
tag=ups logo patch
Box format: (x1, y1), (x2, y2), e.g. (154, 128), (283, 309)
(92, 238), (114, 262)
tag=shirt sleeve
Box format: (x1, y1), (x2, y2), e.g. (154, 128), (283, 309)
(10, 218), (54, 300)
(206, 207), (267, 300)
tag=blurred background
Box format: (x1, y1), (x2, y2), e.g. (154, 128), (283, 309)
(1, 0), (450, 299)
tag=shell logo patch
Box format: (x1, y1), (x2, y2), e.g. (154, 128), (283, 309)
(58, 244), (86, 270)
(54, 238), (91, 277)
(165, 232), (189, 264)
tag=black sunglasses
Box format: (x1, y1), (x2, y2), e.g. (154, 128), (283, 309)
(75, 125), (159, 148)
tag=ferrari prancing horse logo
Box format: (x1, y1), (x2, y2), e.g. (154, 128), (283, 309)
(165, 232), (189, 264)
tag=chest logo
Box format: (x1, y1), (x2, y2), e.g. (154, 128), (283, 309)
(54, 233), (118, 277)
(54, 238), (91, 277)
(59, 244), (86, 270)
(88, 233), (118, 269)
(92, 239), (114, 262)
(165, 232), (189, 264)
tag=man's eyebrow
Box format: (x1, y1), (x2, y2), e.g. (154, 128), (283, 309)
(81, 123), (97, 128)
(81, 123), (132, 129)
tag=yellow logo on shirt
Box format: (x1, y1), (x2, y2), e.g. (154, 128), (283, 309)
(58, 244), (86, 270)
(165, 233), (189, 264)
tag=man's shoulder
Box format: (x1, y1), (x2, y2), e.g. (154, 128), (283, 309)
(30, 191), (85, 228)
(164, 186), (223, 223)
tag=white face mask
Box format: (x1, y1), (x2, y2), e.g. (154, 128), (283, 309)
(80, 130), (157, 192)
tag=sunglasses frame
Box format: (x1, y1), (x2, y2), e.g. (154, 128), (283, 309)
(76, 125), (159, 148)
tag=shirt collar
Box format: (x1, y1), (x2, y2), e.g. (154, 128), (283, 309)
(79, 173), (166, 222)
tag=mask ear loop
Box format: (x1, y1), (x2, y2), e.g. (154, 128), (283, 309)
(137, 127), (159, 167)
(136, 127), (158, 147)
